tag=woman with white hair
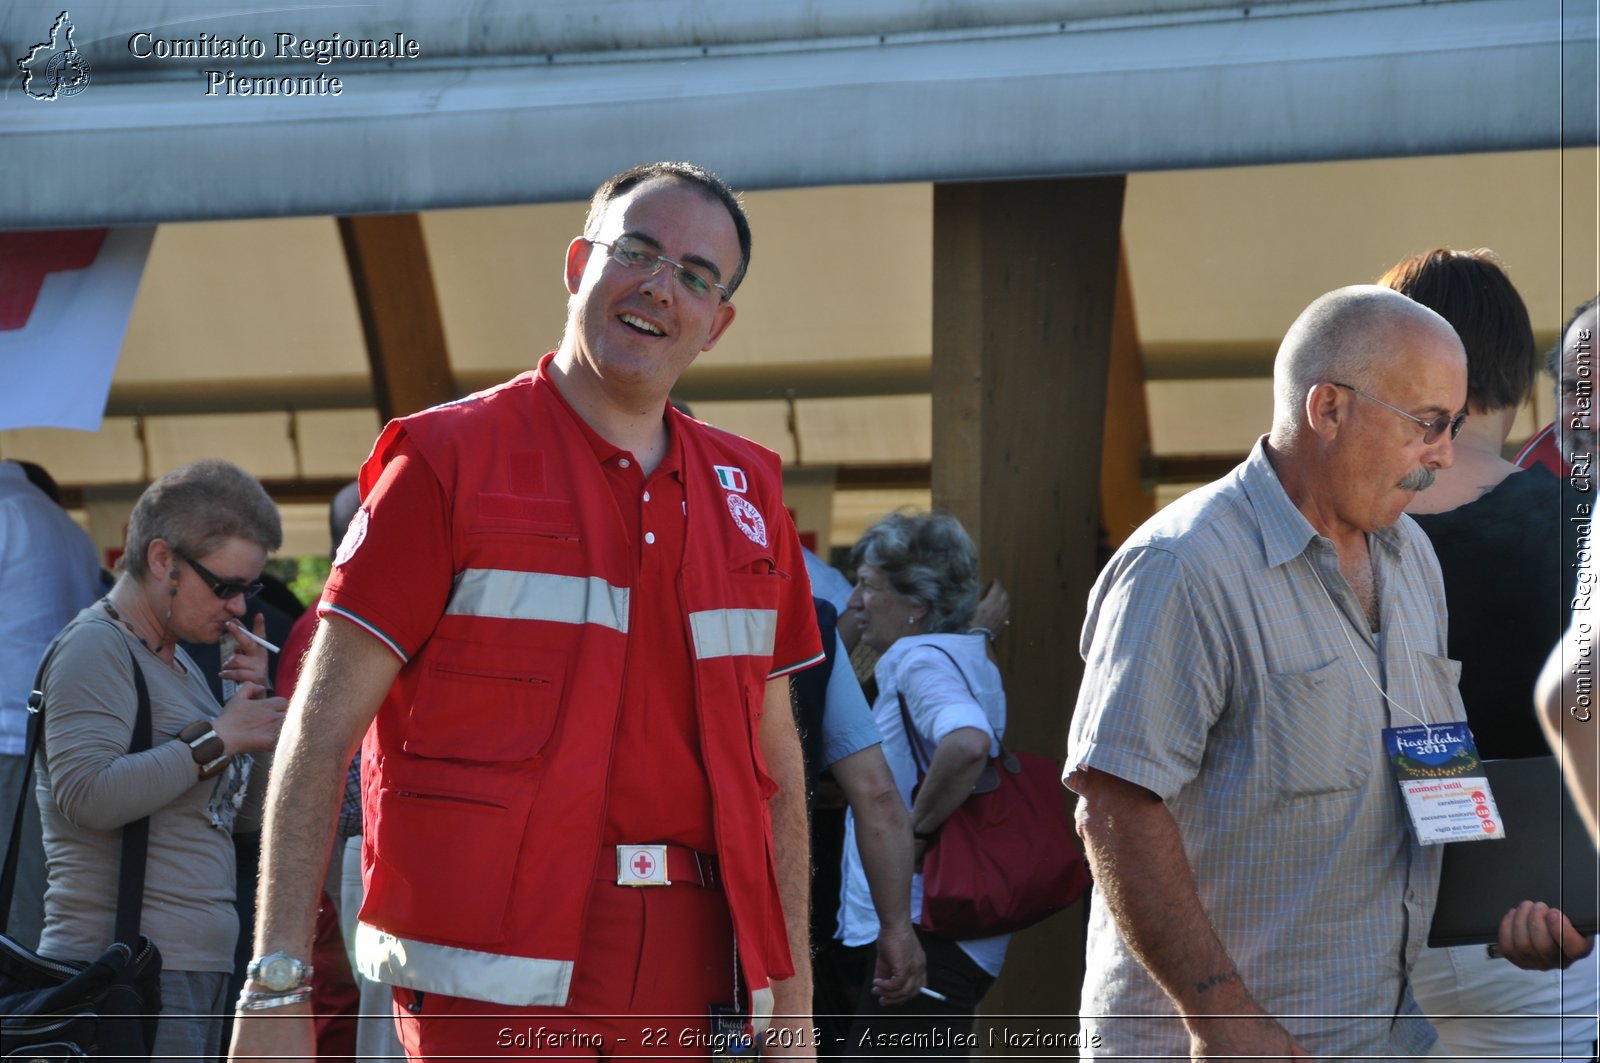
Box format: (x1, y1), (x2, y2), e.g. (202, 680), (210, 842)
(835, 509), (1007, 1057)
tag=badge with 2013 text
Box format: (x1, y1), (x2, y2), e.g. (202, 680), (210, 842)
(1384, 723), (1503, 846)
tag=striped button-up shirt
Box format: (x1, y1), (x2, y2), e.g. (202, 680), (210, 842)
(1067, 437), (1464, 1060)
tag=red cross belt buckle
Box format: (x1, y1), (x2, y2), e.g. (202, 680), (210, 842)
(617, 844), (671, 886)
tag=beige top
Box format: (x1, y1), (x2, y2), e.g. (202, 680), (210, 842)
(34, 603), (263, 972)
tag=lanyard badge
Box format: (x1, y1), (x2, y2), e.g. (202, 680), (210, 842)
(1384, 723), (1503, 846)
(706, 1004), (756, 1059)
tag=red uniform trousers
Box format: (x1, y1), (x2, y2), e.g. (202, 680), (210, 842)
(394, 859), (739, 1060)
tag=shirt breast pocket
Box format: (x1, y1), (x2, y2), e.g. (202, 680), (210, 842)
(1411, 652), (1464, 713)
(1264, 661), (1370, 800)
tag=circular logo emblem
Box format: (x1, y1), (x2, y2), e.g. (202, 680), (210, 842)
(46, 51), (91, 97)
(333, 507), (369, 567)
(726, 493), (768, 547)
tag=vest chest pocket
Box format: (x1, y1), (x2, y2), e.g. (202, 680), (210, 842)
(406, 638), (567, 761)
(687, 547), (783, 663)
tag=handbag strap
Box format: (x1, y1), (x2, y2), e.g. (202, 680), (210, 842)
(894, 641), (1004, 783)
(114, 652), (154, 945)
(1, 619), (155, 946)
(0, 636), (65, 929)
(896, 690), (932, 782)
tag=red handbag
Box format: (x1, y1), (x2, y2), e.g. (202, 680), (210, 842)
(898, 648), (1091, 939)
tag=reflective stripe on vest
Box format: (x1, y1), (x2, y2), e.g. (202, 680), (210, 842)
(354, 921), (574, 1007)
(445, 569), (630, 633)
(688, 608), (777, 660)
(751, 985), (774, 1037)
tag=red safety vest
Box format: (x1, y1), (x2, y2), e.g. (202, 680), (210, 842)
(351, 365), (801, 1017)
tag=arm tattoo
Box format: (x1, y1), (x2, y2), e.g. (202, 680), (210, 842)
(1195, 968), (1242, 995)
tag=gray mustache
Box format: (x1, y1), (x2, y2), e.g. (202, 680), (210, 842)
(1399, 467), (1436, 492)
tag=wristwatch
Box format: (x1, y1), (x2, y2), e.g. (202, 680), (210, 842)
(246, 951), (313, 992)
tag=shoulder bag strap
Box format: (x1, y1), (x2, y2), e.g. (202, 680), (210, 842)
(0, 639), (62, 932)
(112, 647), (153, 945)
(894, 641), (1005, 782)
(896, 690), (931, 782)
(0, 620), (154, 943)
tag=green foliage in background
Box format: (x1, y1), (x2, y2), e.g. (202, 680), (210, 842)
(264, 556), (332, 611)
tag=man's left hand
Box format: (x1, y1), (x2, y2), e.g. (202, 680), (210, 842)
(761, 978), (817, 1061)
(869, 920), (927, 1006)
(1499, 900), (1595, 970)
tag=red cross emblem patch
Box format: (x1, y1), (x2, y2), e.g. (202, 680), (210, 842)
(726, 494), (768, 547)
(616, 844), (670, 886)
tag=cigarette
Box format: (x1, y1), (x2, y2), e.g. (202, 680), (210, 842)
(231, 624), (280, 654)
(918, 986), (948, 1002)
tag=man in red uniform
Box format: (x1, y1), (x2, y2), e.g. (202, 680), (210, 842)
(1513, 295), (1600, 475)
(231, 162), (824, 1061)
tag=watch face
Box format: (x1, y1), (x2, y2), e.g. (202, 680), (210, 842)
(260, 954), (299, 991)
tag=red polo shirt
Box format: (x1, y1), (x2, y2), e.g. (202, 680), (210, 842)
(1514, 422), (1564, 476)
(547, 380), (714, 852)
(322, 362), (820, 856)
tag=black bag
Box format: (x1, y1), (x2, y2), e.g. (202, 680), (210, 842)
(0, 636), (163, 1059)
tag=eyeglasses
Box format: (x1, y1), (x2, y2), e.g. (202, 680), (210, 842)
(1329, 382), (1466, 444)
(590, 235), (731, 302)
(179, 553), (263, 601)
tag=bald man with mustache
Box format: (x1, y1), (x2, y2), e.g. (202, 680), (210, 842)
(1066, 286), (1471, 1061)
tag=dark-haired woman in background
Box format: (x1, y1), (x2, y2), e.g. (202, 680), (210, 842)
(1380, 250), (1598, 1061)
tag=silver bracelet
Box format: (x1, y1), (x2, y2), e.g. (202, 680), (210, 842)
(236, 986), (313, 1012)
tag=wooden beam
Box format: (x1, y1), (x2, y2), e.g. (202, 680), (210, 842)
(931, 174), (1126, 1038)
(338, 215), (457, 423)
(1149, 453), (1247, 484)
(1099, 241), (1157, 546)
(831, 462), (931, 490)
(56, 476), (360, 512)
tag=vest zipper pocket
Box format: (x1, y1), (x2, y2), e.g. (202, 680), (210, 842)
(429, 667), (551, 684)
(393, 790), (507, 810)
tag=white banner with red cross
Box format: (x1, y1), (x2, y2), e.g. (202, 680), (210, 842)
(0, 226), (155, 431)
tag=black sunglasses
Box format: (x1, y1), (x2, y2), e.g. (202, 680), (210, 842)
(179, 553), (263, 601)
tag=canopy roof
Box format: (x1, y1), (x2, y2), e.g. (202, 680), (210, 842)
(1, 0), (1594, 554)
(2, 0), (1589, 227)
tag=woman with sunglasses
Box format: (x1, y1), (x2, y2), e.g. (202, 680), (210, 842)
(34, 458), (288, 1062)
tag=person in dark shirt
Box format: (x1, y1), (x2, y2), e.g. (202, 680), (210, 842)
(1381, 248), (1598, 1059)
